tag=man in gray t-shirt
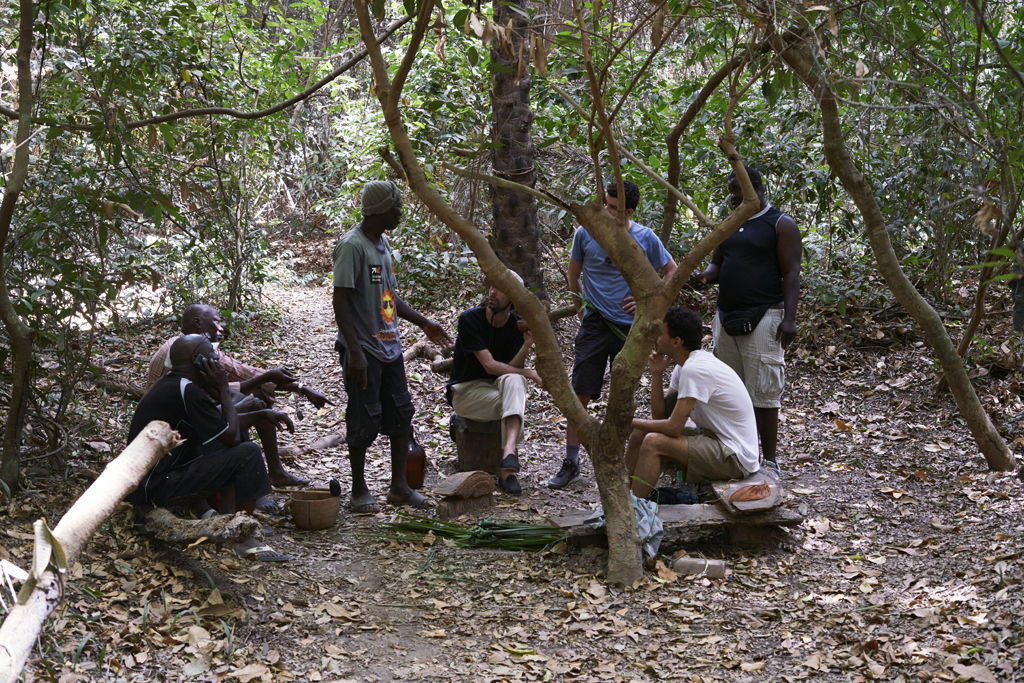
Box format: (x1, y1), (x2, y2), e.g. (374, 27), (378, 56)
(332, 180), (453, 513)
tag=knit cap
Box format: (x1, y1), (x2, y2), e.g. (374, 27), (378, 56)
(361, 180), (400, 216)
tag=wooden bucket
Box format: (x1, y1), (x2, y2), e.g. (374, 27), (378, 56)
(288, 489), (340, 530)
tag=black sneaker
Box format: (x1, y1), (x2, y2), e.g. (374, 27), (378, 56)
(547, 458), (579, 489)
(498, 473), (522, 496)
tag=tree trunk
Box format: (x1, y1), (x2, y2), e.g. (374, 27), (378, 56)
(661, 56), (743, 245)
(0, 0), (38, 494)
(490, 0), (546, 299)
(769, 27), (1014, 471)
(353, 0), (760, 583)
(0, 421), (179, 683)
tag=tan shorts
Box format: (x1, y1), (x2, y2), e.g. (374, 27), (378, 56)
(676, 428), (748, 484)
(712, 308), (786, 409)
(451, 374), (528, 449)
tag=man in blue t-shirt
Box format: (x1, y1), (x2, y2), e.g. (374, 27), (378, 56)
(550, 180), (677, 489)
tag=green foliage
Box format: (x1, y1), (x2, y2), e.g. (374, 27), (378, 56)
(3, 0), (1024, 474)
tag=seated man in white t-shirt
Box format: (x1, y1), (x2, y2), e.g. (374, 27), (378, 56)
(625, 307), (760, 498)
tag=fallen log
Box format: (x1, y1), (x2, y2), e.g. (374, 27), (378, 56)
(431, 305), (578, 374)
(142, 508), (263, 544)
(0, 421), (179, 683)
(402, 340), (444, 363)
(87, 368), (144, 400)
(277, 430), (348, 461)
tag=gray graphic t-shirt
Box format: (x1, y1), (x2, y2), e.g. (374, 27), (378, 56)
(332, 225), (402, 362)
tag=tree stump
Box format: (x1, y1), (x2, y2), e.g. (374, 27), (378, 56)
(449, 415), (503, 474)
(435, 471), (496, 520)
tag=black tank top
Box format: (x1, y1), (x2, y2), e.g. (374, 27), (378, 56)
(717, 204), (786, 312)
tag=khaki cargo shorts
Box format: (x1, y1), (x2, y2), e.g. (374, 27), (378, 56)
(675, 428), (748, 484)
(712, 308), (786, 409)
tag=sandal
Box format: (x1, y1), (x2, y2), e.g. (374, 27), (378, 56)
(386, 490), (434, 509)
(239, 545), (290, 562)
(270, 472), (311, 489)
(255, 495), (283, 514)
(349, 492), (380, 514)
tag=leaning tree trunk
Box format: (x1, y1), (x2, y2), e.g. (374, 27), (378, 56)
(490, 0), (546, 299)
(0, 421), (179, 683)
(770, 26), (1014, 471)
(0, 0), (38, 494)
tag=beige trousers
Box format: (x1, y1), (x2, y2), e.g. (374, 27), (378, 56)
(451, 374), (529, 449)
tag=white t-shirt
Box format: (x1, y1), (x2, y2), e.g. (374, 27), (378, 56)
(669, 350), (759, 474)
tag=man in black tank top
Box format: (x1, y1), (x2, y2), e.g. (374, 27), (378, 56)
(695, 166), (802, 467)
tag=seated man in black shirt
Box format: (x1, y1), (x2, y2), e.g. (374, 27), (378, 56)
(126, 334), (295, 561)
(448, 272), (542, 495)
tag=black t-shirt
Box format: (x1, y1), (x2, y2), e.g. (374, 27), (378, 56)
(717, 204), (787, 312)
(127, 373), (230, 487)
(449, 307), (525, 386)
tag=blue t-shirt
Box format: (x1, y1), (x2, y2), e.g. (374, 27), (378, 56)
(569, 221), (673, 325)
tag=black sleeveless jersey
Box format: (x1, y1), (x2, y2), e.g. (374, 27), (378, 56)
(717, 204), (786, 313)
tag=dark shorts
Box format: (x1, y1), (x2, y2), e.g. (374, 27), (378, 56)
(571, 312), (631, 397)
(338, 342), (415, 449)
(128, 440), (271, 508)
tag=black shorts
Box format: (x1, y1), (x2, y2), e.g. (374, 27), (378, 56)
(130, 440), (271, 508)
(338, 342), (415, 449)
(571, 312), (632, 398)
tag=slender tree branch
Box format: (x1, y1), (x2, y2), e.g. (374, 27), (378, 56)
(353, 0), (597, 444)
(661, 55), (744, 241)
(441, 162), (570, 211)
(599, 1), (663, 91)
(966, 0), (1024, 90)
(0, 0), (40, 491)
(389, 1), (434, 108)
(549, 83), (709, 226)
(571, 0), (625, 218)
(379, 146), (408, 182)
(0, 16), (410, 131)
(607, 9), (687, 125)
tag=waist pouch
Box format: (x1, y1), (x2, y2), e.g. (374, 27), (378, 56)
(719, 304), (771, 336)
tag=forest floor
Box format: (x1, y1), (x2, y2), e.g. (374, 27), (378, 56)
(3, 240), (1024, 683)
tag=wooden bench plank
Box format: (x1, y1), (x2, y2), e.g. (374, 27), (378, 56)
(549, 503), (803, 530)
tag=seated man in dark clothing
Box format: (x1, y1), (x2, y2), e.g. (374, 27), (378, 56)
(126, 335), (295, 561)
(146, 304), (333, 488)
(448, 271), (542, 496)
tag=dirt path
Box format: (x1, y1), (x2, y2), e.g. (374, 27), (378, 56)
(4, 283), (1023, 682)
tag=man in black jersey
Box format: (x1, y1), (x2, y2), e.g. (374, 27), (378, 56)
(448, 271), (542, 495)
(695, 167), (801, 469)
(126, 335), (295, 561)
